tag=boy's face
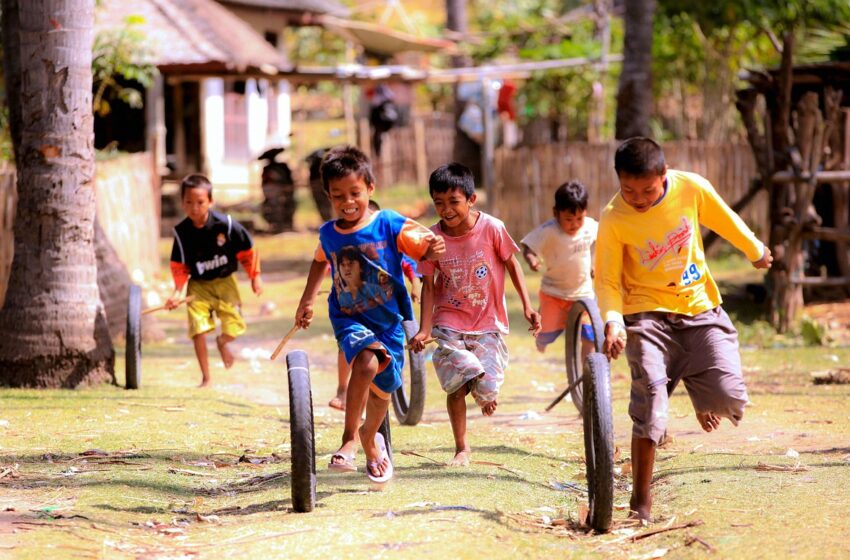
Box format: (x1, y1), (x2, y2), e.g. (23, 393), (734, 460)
(182, 187), (212, 227)
(554, 208), (586, 236)
(327, 173), (374, 227)
(618, 169), (666, 213)
(339, 256), (362, 286)
(432, 188), (476, 230)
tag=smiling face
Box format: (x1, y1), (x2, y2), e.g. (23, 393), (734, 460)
(432, 188), (477, 235)
(182, 187), (212, 227)
(618, 170), (667, 213)
(555, 208), (586, 236)
(327, 172), (375, 228)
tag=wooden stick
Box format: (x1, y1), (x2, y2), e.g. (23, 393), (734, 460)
(270, 324), (300, 361)
(142, 296), (194, 316)
(404, 337), (436, 350)
(631, 519), (704, 541)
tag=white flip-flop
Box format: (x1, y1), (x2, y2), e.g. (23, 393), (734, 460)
(366, 432), (393, 483)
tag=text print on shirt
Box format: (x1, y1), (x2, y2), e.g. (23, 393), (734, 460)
(638, 217), (692, 271)
(196, 254), (229, 275)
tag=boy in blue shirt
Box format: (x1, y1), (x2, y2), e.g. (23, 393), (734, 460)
(295, 146), (445, 482)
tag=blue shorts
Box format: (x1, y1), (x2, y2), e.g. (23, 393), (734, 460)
(336, 321), (405, 396)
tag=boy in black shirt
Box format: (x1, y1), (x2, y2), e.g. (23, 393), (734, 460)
(166, 174), (263, 386)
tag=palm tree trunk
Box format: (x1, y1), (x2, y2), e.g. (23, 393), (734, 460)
(615, 0), (656, 139)
(0, 0), (114, 387)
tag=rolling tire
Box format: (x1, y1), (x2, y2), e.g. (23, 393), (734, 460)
(125, 284), (142, 390)
(378, 411), (393, 464)
(287, 350), (316, 513)
(582, 352), (614, 533)
(564, 298), (605, 415)
(392, 320), (427, 425)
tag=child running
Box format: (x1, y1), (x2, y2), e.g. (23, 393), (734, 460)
(410, 163), (541, 466)
(166, 174), (263, 387)
(596, 137), (772, 521)
(521, 180), (597, 360)
(328, 199), (423, 412)
(295, 146), (444, 482)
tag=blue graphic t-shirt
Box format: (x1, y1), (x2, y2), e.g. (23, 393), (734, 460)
(316, 210), (434, 336)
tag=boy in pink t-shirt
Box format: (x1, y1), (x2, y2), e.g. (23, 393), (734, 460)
(410, 163), (541, 466)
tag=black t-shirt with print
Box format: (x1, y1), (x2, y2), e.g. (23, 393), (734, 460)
(170, 211), (253, 280)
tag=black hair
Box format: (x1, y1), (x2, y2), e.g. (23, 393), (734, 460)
(428, 162), (475, 199)
(180, 173), (213, 199)
(368, 200), (381, 211)
(553, 181), (588, 213)
(614, 137), (666, 177)
(320, 145), (375, 192)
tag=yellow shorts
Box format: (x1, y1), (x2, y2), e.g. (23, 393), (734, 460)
(186, 275), (246, 339)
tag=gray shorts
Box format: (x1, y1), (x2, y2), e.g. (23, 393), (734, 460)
(431, 326), (508, 406)
(625, 306), (749, 444)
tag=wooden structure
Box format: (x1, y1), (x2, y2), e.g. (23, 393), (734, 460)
(737, 62), (850, 331)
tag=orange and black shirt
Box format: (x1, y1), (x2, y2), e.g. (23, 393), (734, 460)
(169, 211), (259, 290)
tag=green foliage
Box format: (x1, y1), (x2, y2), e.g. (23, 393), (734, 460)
(800, 315), (827, 346)
(92, 15), (158, 117)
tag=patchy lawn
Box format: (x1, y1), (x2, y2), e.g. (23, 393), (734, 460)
(1, 232), (849, 559)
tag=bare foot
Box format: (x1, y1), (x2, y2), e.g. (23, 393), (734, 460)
(328, 394), (346, 411)
(198, 379), (211, 388)
(481, 400), (498, 416)
(696, 411), (721, 433)
(449, 449), (470, 467)
(627, 507), (651, 523)
(216, 335), (234, 369)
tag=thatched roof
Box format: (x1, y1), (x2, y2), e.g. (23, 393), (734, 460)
(96, 0), (289, 75)
(217, 0), (348, 17)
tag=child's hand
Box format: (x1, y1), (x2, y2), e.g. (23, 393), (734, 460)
(525, 253), (541, 272)
(408, 330), (432, 353)
(252, 276), (264, 296)
(295, 301), (314, 329)
(603, 322), (627, 360)
(422, 235), (446, 261)
(752, 246), (773, 270)
(410, 291), (420, 304)
(525, 307), (542, 335)
(164, 296), (181, 310)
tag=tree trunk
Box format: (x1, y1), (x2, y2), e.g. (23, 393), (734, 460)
(615, 0), (656, 139)
(0, 0), (114, 387)
(446, 0), (482, 182)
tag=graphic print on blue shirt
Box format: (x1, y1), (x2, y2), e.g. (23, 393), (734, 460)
(320, 210), (415, 337)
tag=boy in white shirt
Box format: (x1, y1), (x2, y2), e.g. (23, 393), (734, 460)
(521, 181), (597, 356)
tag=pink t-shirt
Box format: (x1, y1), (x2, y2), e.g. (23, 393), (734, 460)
(419, 212), (519, 335)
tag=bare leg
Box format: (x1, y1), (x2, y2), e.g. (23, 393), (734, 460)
(193, 333), (211, 387)
(335, 349), (378, 463)
(447, 384), (471, 466)
(329, 351), (349, 411)
(215, 333), (235, 369)
(360, 391), (391, 477)
(629, 437), (656, 521)
(580, 338), (594, 363)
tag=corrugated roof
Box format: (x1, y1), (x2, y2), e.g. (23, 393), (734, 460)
(96, 0), (289, 74)
(218, 0), (348, 17)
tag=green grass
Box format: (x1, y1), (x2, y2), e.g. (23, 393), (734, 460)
(2, 220), (850, 559)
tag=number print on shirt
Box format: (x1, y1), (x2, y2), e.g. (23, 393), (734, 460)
(681, 263), (702, 286)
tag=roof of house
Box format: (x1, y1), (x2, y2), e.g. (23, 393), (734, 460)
(96, 0), (289, 75)
(319, 15), (455, 57)
(217, 0), (348, 17)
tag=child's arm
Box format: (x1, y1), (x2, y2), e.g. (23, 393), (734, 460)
(594, 219), (627, 360)
(698, 178), (771, 266)
(166, 237), (190, 309)
(504, 254), (541, 335)
(295, 259), (330, 329)
(236, 248), (263, 296)
(409, 275), (422, 303)
(409, 274), (435, 351)
(521, 243), (542, 272)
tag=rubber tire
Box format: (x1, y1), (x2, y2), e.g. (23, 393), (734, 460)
(582, 352), (614, 533)
(564, 298), (605, 415)
(378, 411), (393, 464)
(392, 320), (427, 425)
(125, 284), (142, 390)
(286, 350), (317, 513)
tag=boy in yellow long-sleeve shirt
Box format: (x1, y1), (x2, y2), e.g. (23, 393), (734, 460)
(596, 138), (772, 522)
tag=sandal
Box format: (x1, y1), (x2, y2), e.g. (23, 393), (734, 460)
(366, 433), (393, 483)
(328, 451), (356, 473)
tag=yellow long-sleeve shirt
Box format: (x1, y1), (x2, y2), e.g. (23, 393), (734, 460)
(595, 169), (764, 325)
